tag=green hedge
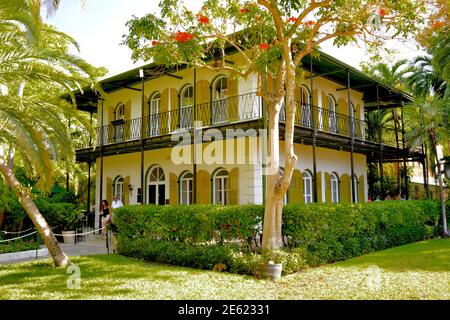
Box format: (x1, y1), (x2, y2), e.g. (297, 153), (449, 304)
(113, 201), (441, 275)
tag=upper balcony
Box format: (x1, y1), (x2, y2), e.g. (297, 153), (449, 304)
(74, 92), (412, 162)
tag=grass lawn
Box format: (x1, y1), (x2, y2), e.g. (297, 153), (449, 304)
(0, 238), (449, 300)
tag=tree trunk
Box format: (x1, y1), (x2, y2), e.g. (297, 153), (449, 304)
(437, 169), (448, 237)
(0, 159), (71, 267)
(261, 60), (298, 250)
(262, 102), (284, 250)
(431, 140), (448, 237)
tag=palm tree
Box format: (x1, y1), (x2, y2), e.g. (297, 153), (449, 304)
(405, 95), (449, 236)
(0, 1), (101, 266)
(363, 60), (413, 197)
(364, 59), (412, 90)
(407, 55), (447, 98)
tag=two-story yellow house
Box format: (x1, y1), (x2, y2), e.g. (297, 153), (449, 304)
(73, 50), (423, 228)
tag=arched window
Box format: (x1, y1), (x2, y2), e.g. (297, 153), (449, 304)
(212, 76), (228, 123)
(303, 170), (313, 204)
(328, 95), (337, 133)
(115, 103), (125, 121)
(113, 176), (124, 204)
(147, 166), (165, 205)
(331, 172), (339, 203)
(212, 76), (228, 100)
(213, 169), (229, 204)
(180, 171), (193, 205)
(180, 85), (194, 129)
(300, 86), (311, 127)
(149, 92), (161, 135)
(300, 86), (309, 105)
(353, 175), (358, 203)
(114, 103), (126, 141)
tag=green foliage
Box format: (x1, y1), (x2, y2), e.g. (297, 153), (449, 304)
(0, 239), (38, 254)
(283, 201), (440, 265)
(0, 178), (26, 227)
(123, 0), (424, 77)
(34, 197), (80, 231)
(113, 204), (263, 244)
(114, 201), (440, 275)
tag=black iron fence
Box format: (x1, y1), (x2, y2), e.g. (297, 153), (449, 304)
(75, 92), (404, 149)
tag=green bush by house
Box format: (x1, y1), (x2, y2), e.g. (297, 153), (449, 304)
(113, 201), (441, 275)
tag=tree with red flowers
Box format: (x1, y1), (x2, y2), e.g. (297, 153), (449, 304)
(123, 0), (427, 251)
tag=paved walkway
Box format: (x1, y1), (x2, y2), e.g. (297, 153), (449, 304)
(0, 237), (109, 265)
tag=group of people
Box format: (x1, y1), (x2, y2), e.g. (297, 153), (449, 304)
(99, 195), (123, 235)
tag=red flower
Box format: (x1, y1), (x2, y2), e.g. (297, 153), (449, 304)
(432, 21), (444, 29)
(259, 43), (269, 51)
(378, 8), (386, 17)
(287, 16), (298, 23)
(240, 8), (249, 13)
(151, 40), (159, 46)
(304, 20), (315, 26)
(198, 15), (209, 24)
(175, 31), (194, 43)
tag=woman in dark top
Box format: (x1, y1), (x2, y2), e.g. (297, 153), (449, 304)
(100, 200), (111, 235)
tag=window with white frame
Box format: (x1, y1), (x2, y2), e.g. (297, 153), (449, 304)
(180, 85), (194, 129)
(328, 95), (337, 133)
(213, 169), (229, 205)
(331, 172), (339, 203)
(115, 103), (125, 121)
(114, 103), (126, 141)
(113, 176), (124, 203)
(303, 170), (313, 203)
(300, 86), (311, 127)
(180, 172), (193, 205)
(212, 76), (228, 123)
(149, 92), (161, 135)
(148, 166), (165, 205)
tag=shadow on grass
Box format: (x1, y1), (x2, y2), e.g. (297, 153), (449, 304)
(0, 254), (186, 299)
(332, 238), (450, 272)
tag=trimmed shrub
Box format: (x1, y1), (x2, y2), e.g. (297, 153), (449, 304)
(114, 201), (441, 275)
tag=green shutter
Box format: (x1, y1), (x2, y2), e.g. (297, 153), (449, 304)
(228, 168), (239, 205)
(106, 177), (113, 205)
(288, 169), (303, 203)
(169, 173), (178, 205)
(340, 174), (350, 203)
(358, 175), (365, 203)
(196, 170), (211, 204)
(316, 171), (322, 203)
(325, 172), (331, 203)
(123, 176), (130, 205)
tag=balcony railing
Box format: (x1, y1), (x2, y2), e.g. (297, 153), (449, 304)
(280, 102), (367, 140)
(74, 92), (403, 150)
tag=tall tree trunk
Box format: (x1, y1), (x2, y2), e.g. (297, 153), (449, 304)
(261, 60), (298, 250)
(430, 136), (448, 237)
(262, 102), (284, 250)
(0, 159), (71, 267)
(437, 168), (448, 237)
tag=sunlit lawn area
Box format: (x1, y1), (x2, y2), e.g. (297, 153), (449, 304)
(0, 238), (449, 300)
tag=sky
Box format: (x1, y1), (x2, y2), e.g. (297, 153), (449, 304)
(46, 0), (425, 77)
